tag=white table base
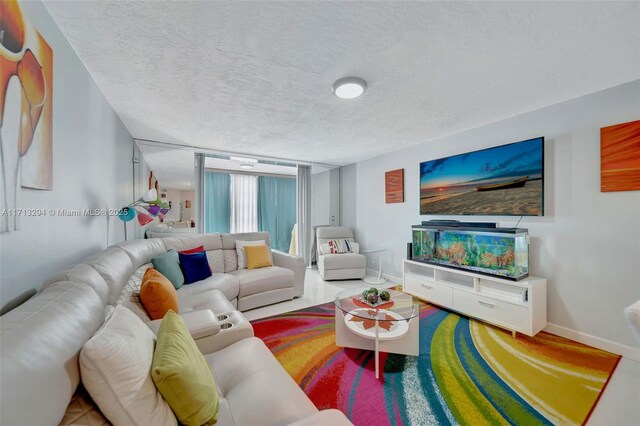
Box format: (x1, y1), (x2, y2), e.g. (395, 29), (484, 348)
(335, 308), (419, 379)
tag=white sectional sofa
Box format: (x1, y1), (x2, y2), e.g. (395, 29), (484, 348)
(1, 232), (352, 425)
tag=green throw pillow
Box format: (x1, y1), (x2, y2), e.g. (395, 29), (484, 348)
(151, 249), (184, 289)
(151, 310), (219, 426)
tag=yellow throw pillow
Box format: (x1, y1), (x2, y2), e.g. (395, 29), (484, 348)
(151, 310), (219, 426)
(244, 244), (273, 269)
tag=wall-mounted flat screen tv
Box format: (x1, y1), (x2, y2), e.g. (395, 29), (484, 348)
(420, 137), (544, 216)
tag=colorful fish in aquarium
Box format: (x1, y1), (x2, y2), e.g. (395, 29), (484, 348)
(412, 229), (435, 261)
(411, 226), (528, 280)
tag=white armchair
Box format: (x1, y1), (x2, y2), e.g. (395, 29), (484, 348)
(624, 299), (640, 344)
(316, 227), (366, 281)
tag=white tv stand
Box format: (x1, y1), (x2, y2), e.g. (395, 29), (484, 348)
(402, 259), (547, 337)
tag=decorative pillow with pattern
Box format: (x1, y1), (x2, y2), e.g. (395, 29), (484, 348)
(327, 239), (354, 254)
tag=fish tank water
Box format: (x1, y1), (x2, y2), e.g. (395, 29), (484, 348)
(411, 225), (529, 281)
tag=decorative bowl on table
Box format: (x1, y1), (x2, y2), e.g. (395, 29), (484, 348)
(352, 288), (394, 309)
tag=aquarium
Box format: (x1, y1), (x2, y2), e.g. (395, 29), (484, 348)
(411, 225), (529, 281)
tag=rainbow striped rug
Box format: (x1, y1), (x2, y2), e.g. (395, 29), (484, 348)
(252, 299), (620, 426)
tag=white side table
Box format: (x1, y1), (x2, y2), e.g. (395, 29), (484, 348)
(362, 248), (387, 285)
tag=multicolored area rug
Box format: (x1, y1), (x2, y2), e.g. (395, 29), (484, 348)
(252, 299), (620, 426)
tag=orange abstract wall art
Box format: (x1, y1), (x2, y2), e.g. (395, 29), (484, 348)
(385, 168), (404, 203)
(600, 120), (640, 192)
(1, 0), (53, 232)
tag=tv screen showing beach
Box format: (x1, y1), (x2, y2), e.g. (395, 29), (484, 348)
(420, 137), (544, 216)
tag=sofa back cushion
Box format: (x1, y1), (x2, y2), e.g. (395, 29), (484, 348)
(163, 234), (223, 251)
(118, 238), (167, 270)
(42, 263), (110, 305)
(0, 281), (105, 425)
(80, 305), (177, 426)
(221, 232), (270, 272)
(316, 226), (355, 247)
(83, 247), (135, 304)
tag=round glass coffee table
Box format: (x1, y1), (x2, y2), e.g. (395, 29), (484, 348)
(333, 287), (420, 379)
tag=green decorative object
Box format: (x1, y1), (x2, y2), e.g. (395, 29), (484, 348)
(362, 289), (371, 300)
(379, 290), (390, 302)
(368, 287), (378, 295)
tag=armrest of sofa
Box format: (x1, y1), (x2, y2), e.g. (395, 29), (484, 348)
(286, 409), (353, 426)
(147, 309), (221, 339)
(272, 250), (306, 298)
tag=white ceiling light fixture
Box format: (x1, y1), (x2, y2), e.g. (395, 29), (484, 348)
(332, 77), (367, 99)
(239, 163), (254, 169)
(230, 156), (258, 163)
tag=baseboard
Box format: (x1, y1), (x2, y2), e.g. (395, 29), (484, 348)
(545, 322), (640, 362)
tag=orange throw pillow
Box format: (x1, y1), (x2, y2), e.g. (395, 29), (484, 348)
(244, 245), (273, 269)
(140, 268), (179, 320)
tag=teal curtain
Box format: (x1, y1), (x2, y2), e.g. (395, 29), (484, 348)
(258, 176), (297, 252)
(204, 172), (230, 233)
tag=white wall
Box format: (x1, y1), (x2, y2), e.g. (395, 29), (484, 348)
(340, 163), (357, 230)
(347, 81), (640, 349)
(311, 168), (340, 227)
(0, 1), (134, 307)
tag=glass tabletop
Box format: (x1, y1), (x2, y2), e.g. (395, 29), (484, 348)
(333, 287), (420, 321)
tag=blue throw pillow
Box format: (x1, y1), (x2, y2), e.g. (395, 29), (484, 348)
(179, 251), (212, 284)
(151, 249), (185, 289)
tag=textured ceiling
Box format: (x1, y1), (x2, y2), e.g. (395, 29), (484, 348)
(45, 1), (639, 165)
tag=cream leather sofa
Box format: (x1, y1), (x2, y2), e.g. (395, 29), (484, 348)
(0, 232), (352, 425)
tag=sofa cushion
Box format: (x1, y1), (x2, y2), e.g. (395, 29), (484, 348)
(179, 251), (213, 284)
(319, 253), (366, 270)
(207, 249), (225, 273)
(179, 245), (205, 254)
(83, 247), (134, 304)
(152, 249), (184, 289)
(140, 269), (179, 320)
(245, 244), (273, 269)
(229, 266), (294, 298)
(235, 239), (268, 269)
(206, 337), (317, 426)
(177, 274), (240, 301)
(80, 305), (177, 426)
(223, 249), (238, 272)
(179, 289), (236, 315)
(152, 311), (219, 426)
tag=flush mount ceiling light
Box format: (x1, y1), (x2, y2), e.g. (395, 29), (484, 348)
(332, 77), (367, 99)
(239, 163), (254, 169)
(230, 156), (258, 163)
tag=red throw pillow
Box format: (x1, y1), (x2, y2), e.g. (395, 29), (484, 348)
(179, 245), (204, 255)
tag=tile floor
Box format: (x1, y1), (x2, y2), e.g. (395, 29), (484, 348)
(244, 268), (640, 425)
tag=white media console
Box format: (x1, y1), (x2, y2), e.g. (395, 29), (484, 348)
(402, 259), (547, 337)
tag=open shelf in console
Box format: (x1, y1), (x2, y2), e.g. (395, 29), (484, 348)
(478, 279), (528, 305)
(404, 260), (435, 281)
(435, 268), (475, 291)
